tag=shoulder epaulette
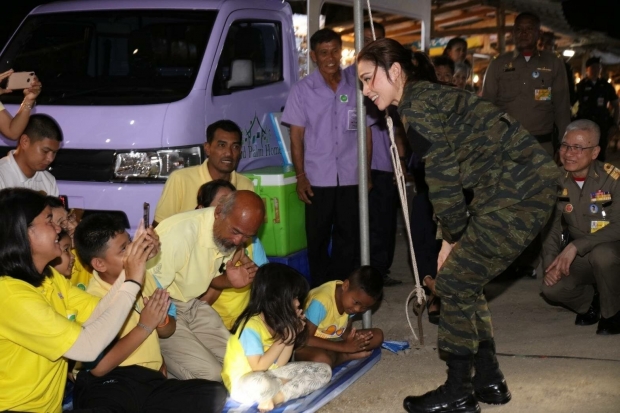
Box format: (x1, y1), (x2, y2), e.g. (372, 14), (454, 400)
(603, 163), (620, 180)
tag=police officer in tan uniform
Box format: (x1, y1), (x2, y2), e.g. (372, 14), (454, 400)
(542, 120), (620, 335)
(483, 12), (571, 157)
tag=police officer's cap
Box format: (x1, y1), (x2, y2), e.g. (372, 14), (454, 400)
(585, 57), (601, 68)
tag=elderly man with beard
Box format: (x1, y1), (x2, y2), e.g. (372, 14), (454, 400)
(146, 190), (265, 382)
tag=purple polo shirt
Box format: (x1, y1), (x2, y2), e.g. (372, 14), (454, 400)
(282, 67), (362, 187)
(367, 103), (396, 173)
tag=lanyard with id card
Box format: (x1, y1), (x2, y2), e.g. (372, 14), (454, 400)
(347, 109), (358, 131)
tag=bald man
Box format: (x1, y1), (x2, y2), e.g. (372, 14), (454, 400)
(146, 190), (265, 381)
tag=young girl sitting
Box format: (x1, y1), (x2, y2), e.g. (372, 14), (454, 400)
(221, 263), (331, 412)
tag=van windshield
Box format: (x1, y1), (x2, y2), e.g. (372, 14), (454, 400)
(0, 10), (217, 105)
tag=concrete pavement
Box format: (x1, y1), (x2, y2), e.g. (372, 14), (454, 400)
(318, 227), (620, 413)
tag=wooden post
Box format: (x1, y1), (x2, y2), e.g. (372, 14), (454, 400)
(497, 3), (506, 53)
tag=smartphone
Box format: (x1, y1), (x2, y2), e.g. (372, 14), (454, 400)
(6, 72), (35, 90)
(143, 202), (150, 229)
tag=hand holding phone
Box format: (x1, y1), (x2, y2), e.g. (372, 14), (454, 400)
(7, 72), (36, 90)
(0, 70), (14, 95)
(143, 202), (150, 229)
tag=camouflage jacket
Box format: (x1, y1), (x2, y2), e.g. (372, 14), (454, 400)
(398, 80), (559, 243)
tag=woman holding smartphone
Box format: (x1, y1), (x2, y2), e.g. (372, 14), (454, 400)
(0, 188), (157, 412)
(0, 69), (42, 139)
(356, 39), (558, 413)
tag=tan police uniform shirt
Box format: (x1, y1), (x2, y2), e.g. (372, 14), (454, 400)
(482, 49), (571, 139)
(543, 160), (620, 268)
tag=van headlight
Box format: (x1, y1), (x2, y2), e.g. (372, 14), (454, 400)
(113, 146), (202, 180)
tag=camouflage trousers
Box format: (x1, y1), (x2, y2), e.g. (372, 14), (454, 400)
(435, 186), (556, 355)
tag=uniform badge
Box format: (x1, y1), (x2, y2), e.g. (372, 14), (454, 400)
(564, 203), (573, 213)
(604, 163), (620, 180)
(532, 71), (540, 79)
(593, 190), (612, 202)
(340, 94), (348, 103)
(590, 204), (599, 214)
(503, 62), (515, 72)
(562, 188), (568, 196)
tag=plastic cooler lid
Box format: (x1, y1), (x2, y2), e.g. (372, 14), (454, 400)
(241, 165), (297, 186)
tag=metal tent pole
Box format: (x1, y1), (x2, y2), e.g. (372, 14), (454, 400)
(352, 0), (372, 329)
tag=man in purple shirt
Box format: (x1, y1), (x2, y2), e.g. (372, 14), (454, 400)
(282, 28), (371, 286)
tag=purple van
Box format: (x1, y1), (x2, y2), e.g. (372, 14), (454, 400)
(0, 0), (297, 231)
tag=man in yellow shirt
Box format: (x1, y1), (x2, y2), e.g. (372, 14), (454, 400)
(148, 190), (265, 382)
(153, 120), (254, 226)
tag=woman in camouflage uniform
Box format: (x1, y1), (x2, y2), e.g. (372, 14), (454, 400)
(357, 38), (558, 413)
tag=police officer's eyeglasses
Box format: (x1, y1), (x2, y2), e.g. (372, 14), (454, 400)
(559, 143), (597, 154)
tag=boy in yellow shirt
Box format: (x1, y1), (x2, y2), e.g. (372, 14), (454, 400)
(73, 214), (226, 412)
(295, 266), (384, 368)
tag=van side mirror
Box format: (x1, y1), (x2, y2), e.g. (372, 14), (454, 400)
(226, 59), (253, 89)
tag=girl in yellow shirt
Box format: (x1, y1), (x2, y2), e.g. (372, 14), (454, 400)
(0, 188), (157, 413)
(221, 263), (331, 412)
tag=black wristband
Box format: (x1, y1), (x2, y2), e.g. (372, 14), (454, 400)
(124, 279), (142, 288)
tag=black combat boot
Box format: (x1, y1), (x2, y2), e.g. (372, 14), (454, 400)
(403, 354), (480, 413)
(472, 339), (511, 405)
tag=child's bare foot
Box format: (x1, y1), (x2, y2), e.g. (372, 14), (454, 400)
(257, 399), (275, 412)
(336, 350), (373, 365)
(258, 391), (285, 412)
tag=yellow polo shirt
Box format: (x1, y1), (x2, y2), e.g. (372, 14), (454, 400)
(154, 159), (254, 223)
(212, 239), (269, 329)
(0, 269), (100, 413)
(70, 249), (93, 291)
(221, 315), (276, 392)
(87, 271), (163, 371)
(305, 281), (350, 339)
(147, 207), (236, 302)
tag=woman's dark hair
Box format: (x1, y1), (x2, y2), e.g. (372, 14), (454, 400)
(231, 263), (310, 346)
(196, 180), (236, 208)
(443, 37), (468, 57)
(358, 38), (438, 85)
(412, 51), (438, 83)
(0, 188), (51, 286)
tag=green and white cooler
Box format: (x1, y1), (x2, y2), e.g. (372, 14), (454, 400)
(241, 165), (307, 257)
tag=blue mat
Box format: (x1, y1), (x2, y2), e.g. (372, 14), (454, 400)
(222, 348), (381, 413)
